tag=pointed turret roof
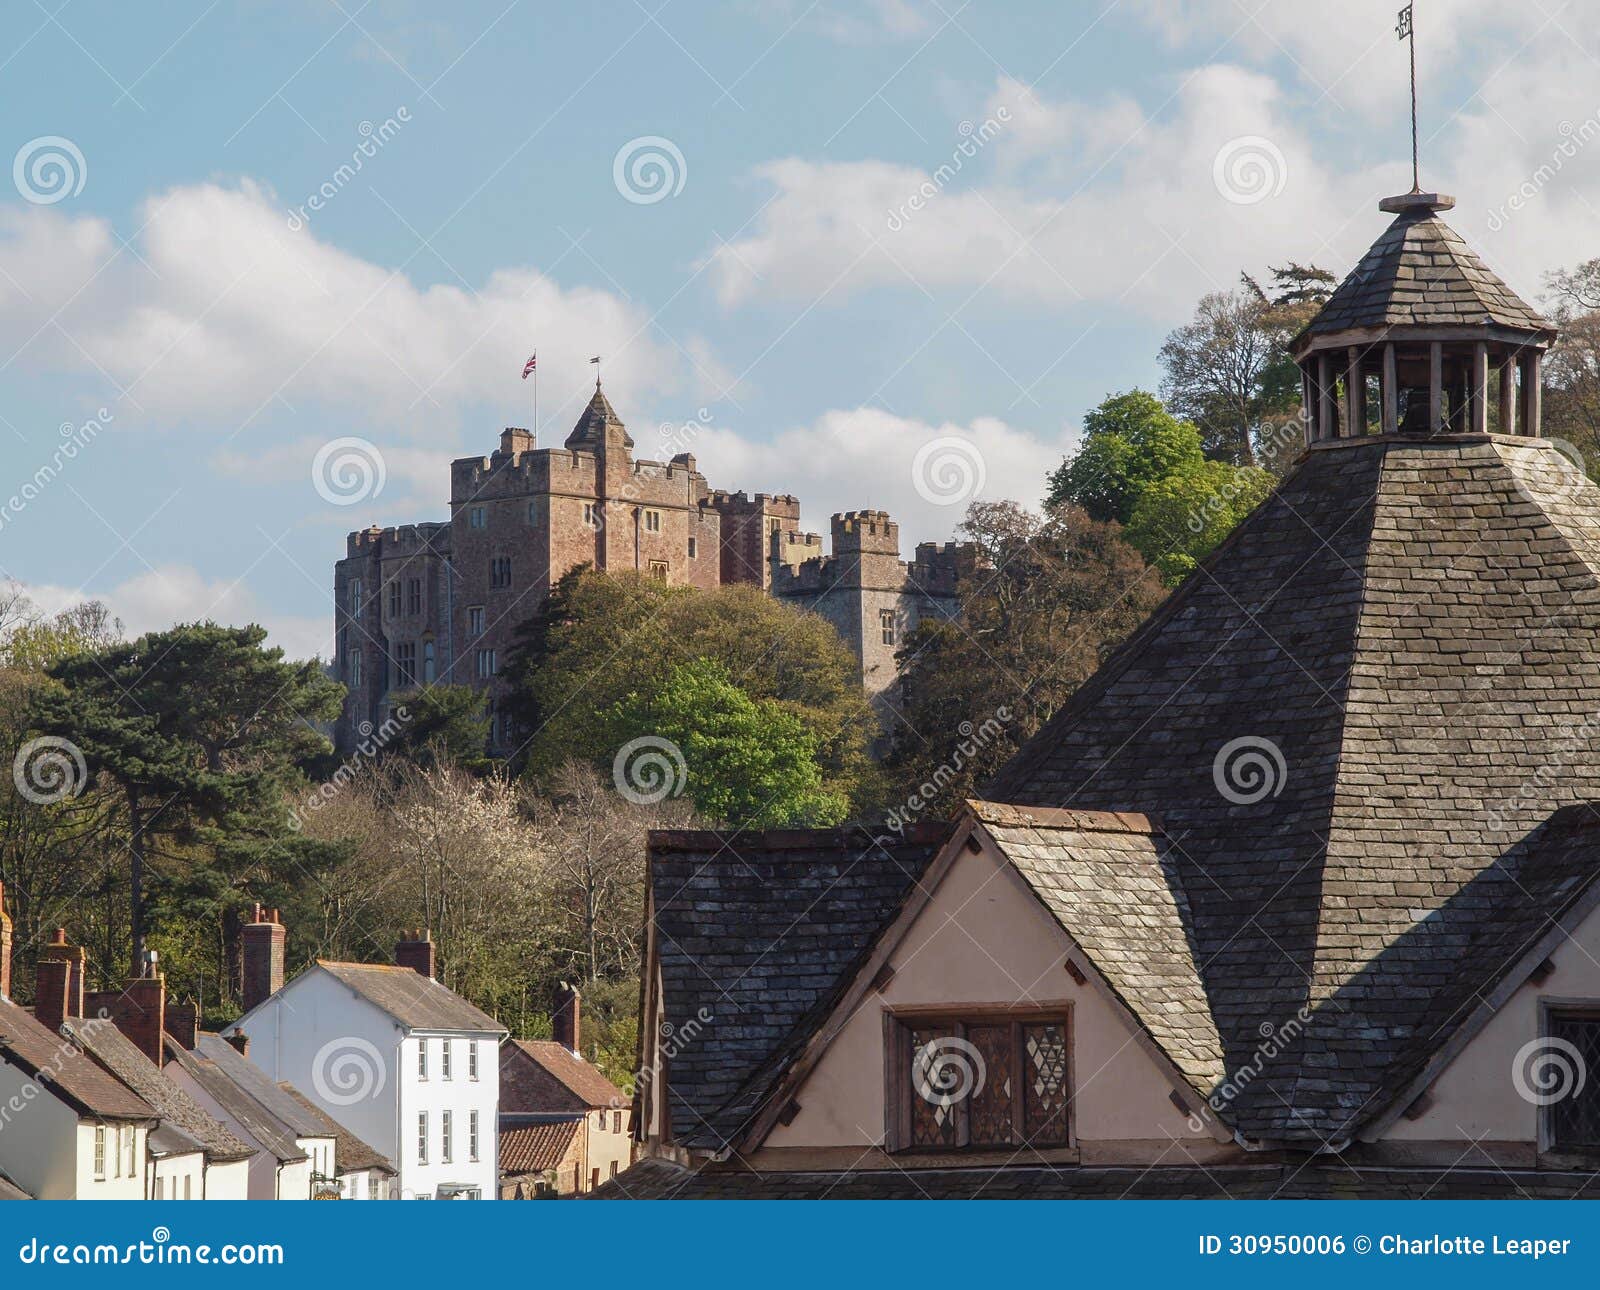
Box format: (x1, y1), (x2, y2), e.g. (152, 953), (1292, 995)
(564, 381), (633, 452)
(1298, 194), (1551, 346)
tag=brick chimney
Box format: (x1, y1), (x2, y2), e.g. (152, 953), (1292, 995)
(87, 953), (167, 1067)
(395, 930), (435, 980)
(35, 928), (84, 1033)
(165, 1000), (200, 1051)
(240, 904), (285, 1012)
(225, 1030), (249, 1058)
(0, 881), (12, 1001)
(552, 981), (581, 1053)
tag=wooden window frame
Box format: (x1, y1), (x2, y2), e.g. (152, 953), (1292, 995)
(883, 1004), (1075, 1154)
(1539, 1000), (1600, 1157)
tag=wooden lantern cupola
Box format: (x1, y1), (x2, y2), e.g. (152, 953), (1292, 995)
(1290, 190), (1557, 446)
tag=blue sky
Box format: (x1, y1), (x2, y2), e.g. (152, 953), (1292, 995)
(2, 0), (1597, 659)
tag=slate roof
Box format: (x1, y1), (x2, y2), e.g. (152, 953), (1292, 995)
(313, 962), (505, 1034)
(502, 1039), (624, 1113)
(564, 382), (634, 451)
(60, 1018), (253, 1163)
(0, 1170), (30, 1200)
(163, 1035), (315, 1163)
(499, 1119), (583, 1174)
(1299, 206), (1550, 342)
(649, 823), (949, 1151)
(966, 802), (1226, 1093)
(988, 434), (1600, 1142)
(593, 1158), (1600, 1200)
(278, 1084), (395, 1176)
(0, 998), (153, 1122)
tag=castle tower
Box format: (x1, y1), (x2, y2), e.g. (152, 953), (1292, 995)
(1290, 191), (1556, 443)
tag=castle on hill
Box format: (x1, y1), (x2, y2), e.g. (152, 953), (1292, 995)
(332, 384), (973, 753)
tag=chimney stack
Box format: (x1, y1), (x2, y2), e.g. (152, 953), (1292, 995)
(164, 1000), (200, 1051)
(552, 981), (581, 1053)
(0, 881), (12, 1001)
(87, 952), (168, 1067)
(35, 928), (84, 1033)
(395, 930), (435, 980)
(225, 1030), (249, 1058)
(240, 904), (285, 1013)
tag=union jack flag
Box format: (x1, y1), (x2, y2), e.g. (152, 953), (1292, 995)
(521, 353), (537, 379)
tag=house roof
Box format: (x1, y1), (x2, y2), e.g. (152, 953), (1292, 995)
(312, 962), (505, 1035)
(0, 998), (153, 1122)
(501, 1039), (625, 1113)
(987, 433), (1600, 1143)
(60, 1018), (253, 1163)
(593, 1158), (1600, 1200)
(0, 1169), (30, 1200)
(277, 1084), (396, 1176)
(1298, 205), (1550, 343)
(965, 802), (1227, 1094)
(163, 1035), (314, 1164)
(648, 823), (949, 1151)
(499, 1119), (583, 1174)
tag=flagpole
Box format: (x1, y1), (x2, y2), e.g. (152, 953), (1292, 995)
(534, 363), (539, 448)
(1409, 7), (1419, 191)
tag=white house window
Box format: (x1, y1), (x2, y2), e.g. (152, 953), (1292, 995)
(442, 1039), (453, 1081)
(418, 1039), (429, 1080)
(468, 1041), (479, 1081)
(184, 1175), (192, 1200)
(93, 1125), (106, 1180)
(154, 1176), (163, 1200)
(614, 1110), (623, 1133)
(417, 1112), (429, 1165)
(441, 1110), (453, 1164)
(468, 505), (487, 529)
(123, 1125), (136, 1177)
(469, 1111), (480, 1162)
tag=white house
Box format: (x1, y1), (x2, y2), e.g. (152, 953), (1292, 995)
(233, 915), (505, 1200)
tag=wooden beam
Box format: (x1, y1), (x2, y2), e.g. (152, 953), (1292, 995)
(1525, 351), (1544, 436)
(1300, 368), (1314, 447)
(1428, 342), (1443, 434)
(1318, 354), (1335, 439)
(1471, 342), (1490, 435)
(1499, 354), (1517, 436)
(1381, 343), (1398, 435)
(1345, 346), (1363, 437)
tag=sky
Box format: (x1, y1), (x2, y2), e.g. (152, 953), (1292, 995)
(2, 0), (1598, 661)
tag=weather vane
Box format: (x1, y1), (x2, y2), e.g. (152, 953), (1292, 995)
(1396, 2), (1418, 191)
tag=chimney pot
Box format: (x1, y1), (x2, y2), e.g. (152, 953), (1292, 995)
(240, 909), (286, 1011)
(395, 931), (435, 980)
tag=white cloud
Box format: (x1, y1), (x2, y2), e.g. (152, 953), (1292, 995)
(0, 181), (692, 435)
(695, 405), (1073, 543)
(22, 566), (331, 662)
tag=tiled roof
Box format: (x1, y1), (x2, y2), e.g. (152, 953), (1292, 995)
(499, 1119), (582, 1174)
(564, 383), (633, 451)
(593, 1158), (1600, 1199)
(0, 998), (152, 1122)
(277, 1084), (395, 1176)
(163, 1035), (311, 1164)
(61, 1019), (253, 1163)
(988, 435), (1600, 1142)
(1300, 209), (1550, 341)
(314, 962), (505, 1034)
(502, 1039), (624, 1113)
(649, 824), (949, 1151)
(966, 802), (1227, 1093)
(0, 1169), (30, 1200)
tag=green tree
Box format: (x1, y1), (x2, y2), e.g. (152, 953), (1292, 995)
(613, 659), (846, 829)
(1046, 391), (1204, 523)
(887, 500), (1165, 815)
(386, 683), (490, 771)
(30, 623), (344, 975)
(1123, 460), (1275, 585)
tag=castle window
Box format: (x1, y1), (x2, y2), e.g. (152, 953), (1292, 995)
(527, 500), (539, 525)
(476, 648), (498, 679)
(395, 641), (416, 688)
(645, 509), (661, 533)
(1546, 1009), (1600, 1152)
(407, 578), (422, 614)
(388, 581), (401, 618)
(349, 578), (363, 618)
(422, 639), (436, 683)
(648, 560), (669, 581)
(880, 608), (896, 646)
(346, 650), (362, 687)
(583, 502), (599, 529)
(687, 537), (698, 559)
(490, 556), (512, 589)
(887, 1011), (1071, 1153)
(468, 606), (484, 638)
(468, 505), (487, 529)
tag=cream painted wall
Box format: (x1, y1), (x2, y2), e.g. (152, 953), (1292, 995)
(586, 1108), (633, 1187)
(72, 1121), (147, 1199)
(1384, 900), (1600, 1145)
(204, 1158), (249, 1200)
(152, 1150), (205, 1200)
(766, 839), (1209, 1151)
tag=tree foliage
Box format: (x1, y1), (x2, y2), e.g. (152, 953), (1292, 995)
(1123, 460), (1275, 584)
(1045, 390), (1204, 523)
(385, 683), (490, 771)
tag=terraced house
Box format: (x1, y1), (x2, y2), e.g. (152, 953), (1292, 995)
(607, 186), (1600, 1199)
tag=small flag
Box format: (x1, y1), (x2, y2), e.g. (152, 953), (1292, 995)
(521, 353), (537, 379)
(589, 355), (601, 365)
(1396, 3), (1412, 40)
